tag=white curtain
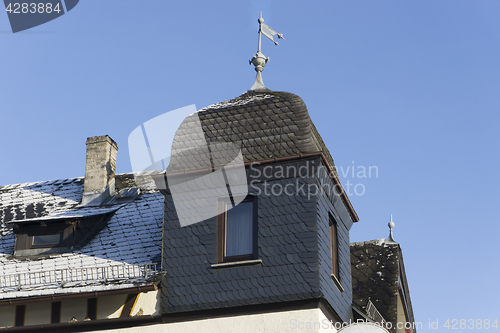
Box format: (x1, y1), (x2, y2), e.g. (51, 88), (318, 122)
(226, 201), (253, 256)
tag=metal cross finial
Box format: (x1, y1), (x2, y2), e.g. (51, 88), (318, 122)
(249, 12), (284, 91)
(386, 214), (397, 243)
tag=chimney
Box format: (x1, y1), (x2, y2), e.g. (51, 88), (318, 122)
(81, 135), (118, 206)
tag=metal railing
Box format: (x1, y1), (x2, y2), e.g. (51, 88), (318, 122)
(0, 263), (160, 291)
(366, 299), (386, 323)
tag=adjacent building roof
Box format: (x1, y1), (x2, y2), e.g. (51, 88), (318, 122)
(350, 239), (416, 328)
(0, 172), (163, 303)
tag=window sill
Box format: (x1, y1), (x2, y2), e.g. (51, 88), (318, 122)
(14, 247), (70, 257)
(211, 259), (262, 268)
(331, 274), (345, 292)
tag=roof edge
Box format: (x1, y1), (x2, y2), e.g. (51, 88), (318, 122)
(0, 283), (158, 306)
(154, 151), (359, 223)
(350, 239), (400, 246)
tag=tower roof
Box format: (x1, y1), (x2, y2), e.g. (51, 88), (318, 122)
(167, 90), (338, 175)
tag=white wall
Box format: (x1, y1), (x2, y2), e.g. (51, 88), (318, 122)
(25, 302), (51, 326)
(0, 305), (15, 328)
(61, 298), (87, 322)
(396, 293), (406, 333)
(0, 290), (160, 328)
(100, 308), (339, 333)
(0, 300), (343, 332)
(131, 291), (160, 316)
(97, 294), (127, 319)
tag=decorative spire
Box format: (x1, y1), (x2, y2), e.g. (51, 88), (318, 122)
(249, 12), (284, 91)
(386, 214), (397, 243)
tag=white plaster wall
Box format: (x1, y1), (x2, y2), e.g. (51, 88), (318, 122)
(61, 298), (87, 322)
(99, 308), (339, 333)
(25, 302), (51, 326)
(0, 293), (135, 328)
(97, 294), (128, 319)
(130, 291), (160, 316)
(0, 305), (15, 328)
(396, 293), (406, 333)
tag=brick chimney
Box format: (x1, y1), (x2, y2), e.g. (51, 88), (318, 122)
(81, 135), (118, 206)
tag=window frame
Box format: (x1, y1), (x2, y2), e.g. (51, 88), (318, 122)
(217, 196), (258, 263)
(329, 214), (340, 281)
(13, 222), (75, 256)
(31, 233), (63, 248)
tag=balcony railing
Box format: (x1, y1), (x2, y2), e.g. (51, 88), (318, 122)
(366, 299), (386, 323)
(0, 263), (160, 291)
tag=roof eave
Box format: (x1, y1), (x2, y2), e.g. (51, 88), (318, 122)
(0, 283), (159, 306)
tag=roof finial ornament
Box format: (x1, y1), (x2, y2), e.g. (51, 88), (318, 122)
(249, 12), (284, 91)
(386, 214), (397, 243)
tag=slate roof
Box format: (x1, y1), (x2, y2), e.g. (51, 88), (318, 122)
(350, 239), (401, 326)
(168, 90), (338, 176)
(0, 172), (163, 301)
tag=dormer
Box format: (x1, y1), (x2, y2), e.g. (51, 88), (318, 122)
(10, 209), (117, 256)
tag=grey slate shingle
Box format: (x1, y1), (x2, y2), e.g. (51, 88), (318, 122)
(350, 240), (402, 327)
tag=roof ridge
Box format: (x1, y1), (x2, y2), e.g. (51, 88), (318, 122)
(0, 177), (83, 190)
(350, 238), (394, 245)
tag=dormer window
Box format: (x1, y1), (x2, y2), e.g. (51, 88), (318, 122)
(32, 233), (62, 246)
(12, 221), (75, 256)
(10, 209), (117, 257)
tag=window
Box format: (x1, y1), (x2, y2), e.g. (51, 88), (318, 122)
(14, 223), (69, 256)
(51, 302), (61, 324)
(87, 298), (97, 320)
(218, 197), (257, 263)
(329, 214), (340, 280)
(15, 305), (25, 327)
(32, 234), (61, 246)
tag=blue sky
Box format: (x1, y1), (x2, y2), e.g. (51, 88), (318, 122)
(1, 0), (499, 330)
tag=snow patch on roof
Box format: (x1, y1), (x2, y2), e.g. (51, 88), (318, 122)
(199, 93), (274, 111)
(0, 173), (164, 300)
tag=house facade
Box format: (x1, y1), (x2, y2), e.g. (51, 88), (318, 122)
(0, 90), (416, 332)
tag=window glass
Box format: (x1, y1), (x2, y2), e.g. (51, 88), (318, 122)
(329, 214), (339, 279)
(15, 305), (25, 327)
(87, 298), (97, 320)
(51, 302), (61, 324)
(225, 201), (253, 257)
(33, 234), (60, 246)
